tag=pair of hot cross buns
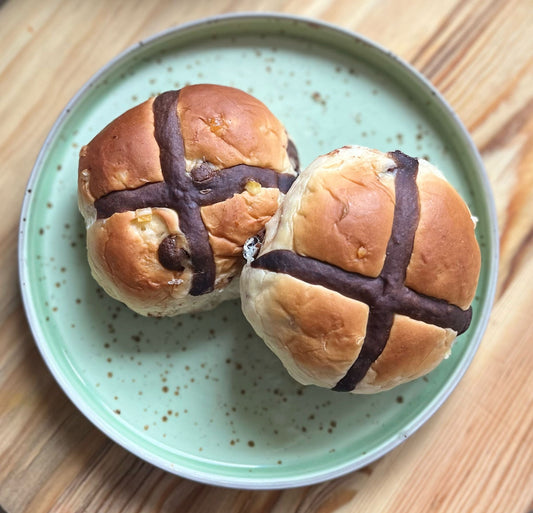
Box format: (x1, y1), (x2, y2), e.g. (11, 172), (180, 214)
(78, 84), (480, 393)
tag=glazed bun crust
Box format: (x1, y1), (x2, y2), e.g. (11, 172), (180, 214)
(200, 188), (281, 288)
(292, 148), (395, 277)
(178, 84), (291, 171)
(78, 84), (298, 316)
(363, 315), (456, 392)
(241, 145), (481, 393)
(78, 98), (162, 209)
(406, 172), (480, 309)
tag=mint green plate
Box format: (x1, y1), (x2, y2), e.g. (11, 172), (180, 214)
(19, 14), (498, 489)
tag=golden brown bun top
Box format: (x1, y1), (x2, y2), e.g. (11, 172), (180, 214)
(292, 147), (396, 278)
(78, 84), (293, 206)
(404, 171), (480, 310)
(79, 98), (162, 202)
(178, 84), (290, 171)
(264, 145), (481, 310)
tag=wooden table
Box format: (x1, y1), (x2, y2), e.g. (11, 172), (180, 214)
(1, 0), (532, 511)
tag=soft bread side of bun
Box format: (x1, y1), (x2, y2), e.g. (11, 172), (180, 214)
(241, 145), (481, 393)
(240, 269), (369, 388)
(359, 316), (457, 392)
(78, 84), (298, 316)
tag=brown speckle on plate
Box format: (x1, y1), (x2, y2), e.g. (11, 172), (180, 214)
(311, 91), (326, 106)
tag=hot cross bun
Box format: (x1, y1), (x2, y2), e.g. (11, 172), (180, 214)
(78, 84), (299, 316)
(240, 145), (481, 393)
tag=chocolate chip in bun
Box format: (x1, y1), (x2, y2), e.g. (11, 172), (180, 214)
(240, 145), (481, 393)
(78, 84), (299, 317)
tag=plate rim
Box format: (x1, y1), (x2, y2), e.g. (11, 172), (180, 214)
(18, 11), (499, 489)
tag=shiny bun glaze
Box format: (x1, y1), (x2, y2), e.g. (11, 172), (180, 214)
(78, 84), (299, 316)
(240, 145), (481, 393)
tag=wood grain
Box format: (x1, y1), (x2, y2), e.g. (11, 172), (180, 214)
(1, 0), (532, 511)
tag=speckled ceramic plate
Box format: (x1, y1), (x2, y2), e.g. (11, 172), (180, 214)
(19, 13), (498, 489)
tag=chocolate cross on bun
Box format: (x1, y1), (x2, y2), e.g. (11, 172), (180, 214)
(78, 84), (299, 317)
(241, 146), (481, 393)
